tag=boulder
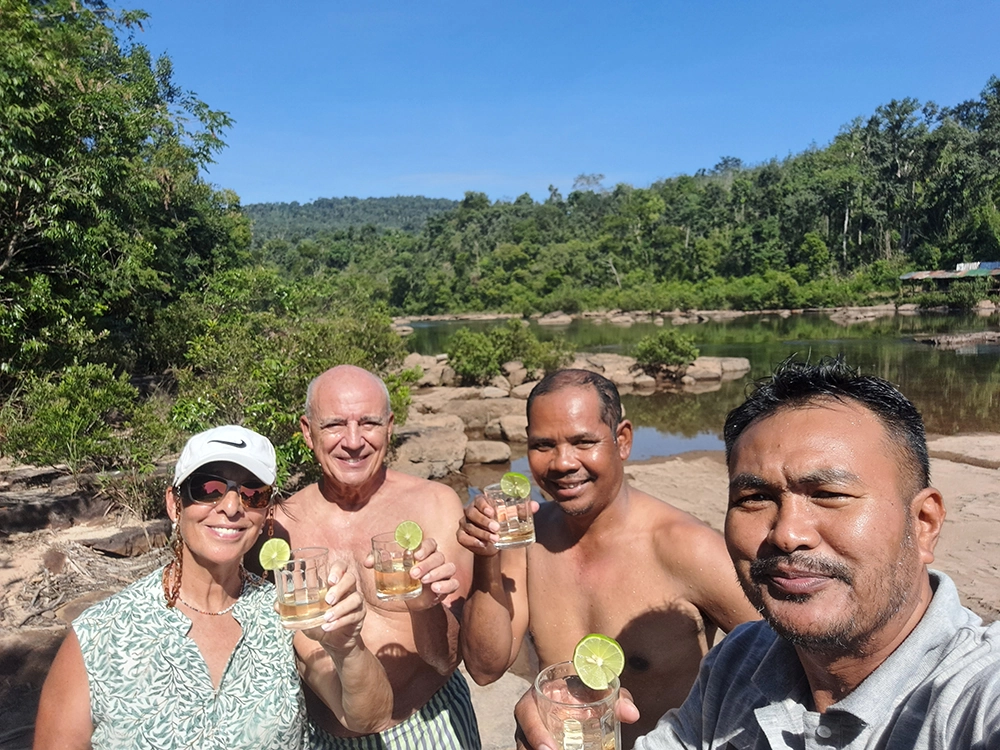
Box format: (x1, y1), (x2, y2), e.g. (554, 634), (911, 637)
(483, 419), (503, 440)
(481, 386), (508, 399)
(440, 398), (526, 431)
(391, 414), (468, 479)
(633, 374), (657, 389)
(417, 364), (448, 387)
(488, 375), (512, 393)
(403, 352), (425, 369)
(538, 311), (573, 326)
(609, 314), (634, 326)
(606, 369), (636, 387)
(570, 353), (638, 375)
(502, 361), (528, 386)
(685, 357), (751, 382)
(410, 387), (482, 414)
(440, 365), (458, 387)
(498, 414), (529, 443)
(464, 440), (511, 465)
(510, 382), (537, 400)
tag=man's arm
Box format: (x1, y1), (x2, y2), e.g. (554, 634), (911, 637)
(296, 561), (393, 734)
(457, 493), (532, 685)
(659, 519), (760, 634)
(399, 483), (473, 675)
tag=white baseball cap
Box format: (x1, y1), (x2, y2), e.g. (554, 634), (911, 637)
(173, 425), (277, 487)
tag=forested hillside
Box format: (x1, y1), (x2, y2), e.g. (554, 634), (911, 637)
(244, 196), (459, 239)
(258, 79), (1000, 315)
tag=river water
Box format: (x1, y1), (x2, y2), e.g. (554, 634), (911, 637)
(406, 311), (1000, 460)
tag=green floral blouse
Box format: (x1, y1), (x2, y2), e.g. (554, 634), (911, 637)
(74, 567), (307, 749)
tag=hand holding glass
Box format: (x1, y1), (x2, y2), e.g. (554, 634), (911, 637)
(275, 547), (330, 630)
(535, 661), (620, 750)
(484, 482), (535, 548)
(371, 532), (422, 600)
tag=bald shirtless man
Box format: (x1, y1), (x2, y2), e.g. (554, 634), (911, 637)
(263, 365), (478, 750)
(458, 369), (758, 749)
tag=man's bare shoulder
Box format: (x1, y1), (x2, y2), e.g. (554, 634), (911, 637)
(628, 485), (717, 529)
(275, 482), (320, 519)
(383, 469), (462, 507)
(626, 485), (727, 557)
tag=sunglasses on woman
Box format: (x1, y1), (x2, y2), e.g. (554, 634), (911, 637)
(181, 473), (274, 509)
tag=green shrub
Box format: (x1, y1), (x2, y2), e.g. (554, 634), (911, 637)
(446, 320), (574, 384)
(633, 329), (700, 369)
(446, 329), (499, 383)
(163, 269), (409, 483)
(3, 364), (138, 472)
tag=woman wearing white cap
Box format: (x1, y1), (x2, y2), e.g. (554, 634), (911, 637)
(34, 425), (392, 749)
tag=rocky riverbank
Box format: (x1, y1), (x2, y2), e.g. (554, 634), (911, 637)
(390, 351), (750, 480)
(391, 299), (1000, 335)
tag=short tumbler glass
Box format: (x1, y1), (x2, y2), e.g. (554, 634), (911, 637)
(534, 660), (620, 750)
(274, 546), (330, 630)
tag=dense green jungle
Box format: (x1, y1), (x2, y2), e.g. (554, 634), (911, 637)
(2, 1), (999, 506)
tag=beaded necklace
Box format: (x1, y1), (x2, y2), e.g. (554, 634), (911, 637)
(176, 566), (249, 616)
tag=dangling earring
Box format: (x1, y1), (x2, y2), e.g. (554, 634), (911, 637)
(266, 505), (275, 539)
(162, 498), (184, 607)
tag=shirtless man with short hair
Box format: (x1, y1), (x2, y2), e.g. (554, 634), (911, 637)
(458, 369), (758, 748)
(266, 365), (478, 750)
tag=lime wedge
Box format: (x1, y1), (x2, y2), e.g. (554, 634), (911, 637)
(572, 633), (625, 691)
(259, 538), (291, 571)
(394, 520), (423, 551)
(500, 471), (531, 499)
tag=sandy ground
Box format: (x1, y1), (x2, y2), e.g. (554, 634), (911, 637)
(2, 435), (999, 749)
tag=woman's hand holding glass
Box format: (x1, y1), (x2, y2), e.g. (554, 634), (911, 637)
(302, 559), (367, 653)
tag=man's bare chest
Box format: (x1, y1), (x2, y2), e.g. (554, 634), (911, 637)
(525, 547), (709, 669)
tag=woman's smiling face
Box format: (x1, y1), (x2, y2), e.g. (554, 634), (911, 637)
(168, 461), (270, 570)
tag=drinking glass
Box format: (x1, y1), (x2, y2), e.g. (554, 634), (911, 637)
(535, 661), (620, 750)
(371, 532), (422, 600)
(274, 546), (330, 630)
(483, 482), (535, 549)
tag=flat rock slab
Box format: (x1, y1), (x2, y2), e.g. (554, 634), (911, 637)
(465, 440), (511, 465)
(0, 486), (112, 535)
(928, 434), (1000, 469)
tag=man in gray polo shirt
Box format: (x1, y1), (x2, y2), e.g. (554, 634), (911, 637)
(516, 357), (1000, 750)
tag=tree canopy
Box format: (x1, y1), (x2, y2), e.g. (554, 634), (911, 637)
(0, 0), (247, 383)
(255, 77), (1000, 316)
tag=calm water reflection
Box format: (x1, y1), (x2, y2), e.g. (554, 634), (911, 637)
(407, 312), (1000, 457)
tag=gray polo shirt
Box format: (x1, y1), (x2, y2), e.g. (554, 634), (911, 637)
(635, 571), (1000, 749)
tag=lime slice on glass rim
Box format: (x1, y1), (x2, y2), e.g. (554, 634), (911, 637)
(259, 538), (291, 571)
(500, 471), (531, 499)
(572, 633), (625, 691)
(394, 520), (423, 551)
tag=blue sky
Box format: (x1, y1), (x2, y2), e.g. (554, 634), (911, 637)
(131, 1), (999, 206)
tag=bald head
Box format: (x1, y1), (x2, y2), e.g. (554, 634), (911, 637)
(305, 365), (392, 421)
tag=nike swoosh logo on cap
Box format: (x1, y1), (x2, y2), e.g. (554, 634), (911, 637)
(210, 439), (247, 448)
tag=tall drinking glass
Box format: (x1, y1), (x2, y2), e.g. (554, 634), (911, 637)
(535, 661), (620, 750)
(483, 482), (535, 548)
(274, 546), (330, 630)
(371, 532), (422, 600)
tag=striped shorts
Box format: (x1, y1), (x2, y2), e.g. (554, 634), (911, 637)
(307, 669), (482, 750)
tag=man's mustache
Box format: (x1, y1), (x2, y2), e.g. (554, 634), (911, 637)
(749, 553), (853, 585)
